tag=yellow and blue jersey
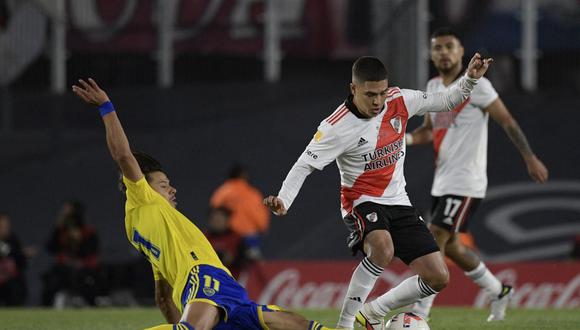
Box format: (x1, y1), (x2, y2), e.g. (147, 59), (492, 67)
(123, 176), (230, 309)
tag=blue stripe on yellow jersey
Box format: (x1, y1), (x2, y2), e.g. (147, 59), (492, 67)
(123, 176), (230, 310)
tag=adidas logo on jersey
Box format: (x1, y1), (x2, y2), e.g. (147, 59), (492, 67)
(358, 137), (368, 146)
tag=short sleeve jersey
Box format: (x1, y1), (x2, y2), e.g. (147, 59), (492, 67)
(298, 88), (441, 217)
(123, 176), (230, 308)
(426, 77), (498, 198)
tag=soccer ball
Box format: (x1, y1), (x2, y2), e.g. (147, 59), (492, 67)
(384, 312), (430, 330)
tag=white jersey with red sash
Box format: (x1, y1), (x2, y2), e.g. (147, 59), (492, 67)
(427, 76), (498, 198)
(299, 88), (441, 217)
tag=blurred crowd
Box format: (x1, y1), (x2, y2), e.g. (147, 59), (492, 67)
(0, 164), (270, 307)
(2, 162), (579, 307)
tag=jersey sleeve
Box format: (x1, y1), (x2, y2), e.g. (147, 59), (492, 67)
(123, 176), (164, 210)
(470, 77), (498, 109)
(402, 74), (479, 117)
(297, 122), (345, 170)
(277, 159), (316, 211)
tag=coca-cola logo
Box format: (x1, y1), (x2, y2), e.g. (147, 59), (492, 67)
(473, 269), (580, 309)
(247, 262), (580, 309)
(256, 267), (414, 308)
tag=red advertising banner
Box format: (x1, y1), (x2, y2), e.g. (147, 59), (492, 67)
(242, 260), (580, 309)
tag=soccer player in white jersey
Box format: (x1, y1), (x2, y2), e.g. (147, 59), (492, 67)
(407, 27), (549, 322)
(264, 53), (493, 329)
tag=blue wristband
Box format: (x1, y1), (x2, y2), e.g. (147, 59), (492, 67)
(98, 101), (115, 117)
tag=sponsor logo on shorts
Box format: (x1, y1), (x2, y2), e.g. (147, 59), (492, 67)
(366, 212), (378, 223)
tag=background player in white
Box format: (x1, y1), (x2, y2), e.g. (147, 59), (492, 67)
(264, 54), (493, 329)
(407, 27), (549, 322)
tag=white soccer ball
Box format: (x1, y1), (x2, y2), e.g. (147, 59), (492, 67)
(384, 312), (430, 330)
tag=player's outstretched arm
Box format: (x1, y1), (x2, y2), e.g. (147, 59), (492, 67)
(486, 98), (549, 183)
(407, 53), (494, 115)
(466, 53), (493, 79)
(263, 196), (287, 216)
(72, 78), (143, 182)
(155, 278), (181, 323)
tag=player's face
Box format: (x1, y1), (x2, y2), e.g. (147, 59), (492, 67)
(147, 171), (177, 208)
(430, 35), (464, 73)
(350, 80), (389, 118)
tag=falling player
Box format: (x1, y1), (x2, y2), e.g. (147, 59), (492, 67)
(72, 78), (337, 330)
(407, 27), (548, 321)
(264, 53), (493, 329)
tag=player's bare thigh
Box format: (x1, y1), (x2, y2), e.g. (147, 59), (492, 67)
(428, 223), (454, 251)
(181, 301), (220, 330)
(363, 229), (395, 268)
(262, 310), (310, 330)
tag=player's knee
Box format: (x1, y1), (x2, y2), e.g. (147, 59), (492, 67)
(444, 237), (462, 257)
(423, 267), (449, 292)
(366, 245), (393, 268)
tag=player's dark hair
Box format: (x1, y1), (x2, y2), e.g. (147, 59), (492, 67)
(352, 56), (388, 83)
(133, 151), (163, 176)
(118, 151), (164, 192)
(430, 27), (462, 41)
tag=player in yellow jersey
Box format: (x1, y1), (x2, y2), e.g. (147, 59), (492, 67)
(72, 78), (337, 330)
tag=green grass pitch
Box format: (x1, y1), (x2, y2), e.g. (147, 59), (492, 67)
(0, 307), (578, 329)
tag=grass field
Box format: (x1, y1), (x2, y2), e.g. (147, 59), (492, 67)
(0, 307), (578, 329)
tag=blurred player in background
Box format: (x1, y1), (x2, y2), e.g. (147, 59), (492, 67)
(205, 206), (247, 279)
(210, 164), (270, 262)
(72, 78), (337, 330)
(407, 27), (549, 322)
(264, 53), (493, 329)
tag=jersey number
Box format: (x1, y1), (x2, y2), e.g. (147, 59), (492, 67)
(132, 229), (161, 260)
(443, 198), (462, 218)
(202, 275), (220, 296)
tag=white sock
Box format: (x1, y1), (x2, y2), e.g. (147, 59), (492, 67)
(337, 257), (383, 328)
(367, 275), (438, 318)
(465, 262), (502, 297)
(411, 292), (437, 319)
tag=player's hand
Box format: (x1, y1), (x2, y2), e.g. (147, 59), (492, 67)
(466, 53), (493, 79)
(72, 78), (110, 106)
(263, 196), (287, 216)
(525, 154), (548, 183)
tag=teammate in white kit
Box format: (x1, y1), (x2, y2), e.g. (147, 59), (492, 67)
(264, 53), (493, 329)
(407, 28), (549, 322)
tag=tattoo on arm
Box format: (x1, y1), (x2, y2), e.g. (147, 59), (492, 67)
(505, 123), (533, 157)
